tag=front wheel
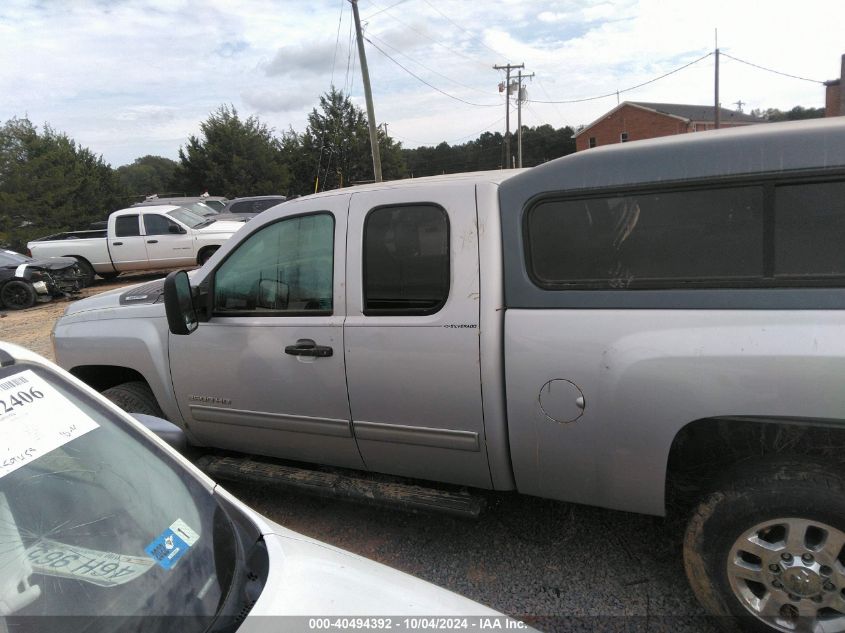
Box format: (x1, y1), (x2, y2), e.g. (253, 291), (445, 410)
(73, 258), (96, 287)
(1, 280), (37, 309)
(198, 247), (218, 266)
(684, 460), (845, 632)
(102, 381), (163, 417)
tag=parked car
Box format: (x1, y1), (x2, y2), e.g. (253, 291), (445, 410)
(54, 117), (845, 632)
(0, 249), (82, 310)
(219, 195), (287, 219)
(134, 194), (229, 213)
(27, 205), (244, 284)
(132, 196), (235, 221)
(0, 341), (504, 630)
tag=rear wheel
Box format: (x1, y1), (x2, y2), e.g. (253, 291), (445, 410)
(1, 280), (37, 310)
(102, 381), (163, 417)
(684, 460), (845, 632)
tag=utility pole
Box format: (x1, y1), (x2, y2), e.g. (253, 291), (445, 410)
(494, 62), (523, 168)
(515, 70), (534, 168)
(350, 0), (382, 182)
(714, 30), (720, 130)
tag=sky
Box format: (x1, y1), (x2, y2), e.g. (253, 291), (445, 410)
(1, 0), (842, 167)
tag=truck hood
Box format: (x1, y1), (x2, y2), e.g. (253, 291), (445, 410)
(197, 219), (243, 234)
(60, 278), (167, 320)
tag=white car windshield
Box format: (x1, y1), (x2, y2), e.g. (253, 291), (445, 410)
(166, 207), (207, 229)
(0, 361), (242, 632)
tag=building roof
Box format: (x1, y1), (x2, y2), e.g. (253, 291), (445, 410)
(575, 100), (765, 136)
(630, 101), (766, 123)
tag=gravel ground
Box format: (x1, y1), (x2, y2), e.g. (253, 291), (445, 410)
(1, 274), (720, 632)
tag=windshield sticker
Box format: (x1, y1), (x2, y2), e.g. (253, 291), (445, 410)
(145, 520), (199, 570)
(26, 539), (155, 588)
(0, 370), (100, 480)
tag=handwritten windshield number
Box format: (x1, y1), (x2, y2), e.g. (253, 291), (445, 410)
(0, 386), (44, 414)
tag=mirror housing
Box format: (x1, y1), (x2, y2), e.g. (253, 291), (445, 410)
(169, 225), (187, 234)
(163, 270), (198, 335)
(257, 279), (289, 310)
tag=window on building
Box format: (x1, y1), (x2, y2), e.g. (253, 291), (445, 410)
(363, 204), (449, 315)
(114, 215), (140, 237)
(526, 186), (764, 289)
(589, 137), (597, 148)
(620, 132), (629, 143)
(213, 213), (334, 314)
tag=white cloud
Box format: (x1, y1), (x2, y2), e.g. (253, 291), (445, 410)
(0, 0), (841, 166)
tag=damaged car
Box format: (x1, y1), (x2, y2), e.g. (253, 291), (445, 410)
(0, 250), (83, 310)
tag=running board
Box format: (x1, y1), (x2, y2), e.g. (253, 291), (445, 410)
(196, 455), (485, 519)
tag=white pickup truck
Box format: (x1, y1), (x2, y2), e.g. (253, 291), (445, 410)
(51, 118), (845, 632)
(28, 205), (244, 284)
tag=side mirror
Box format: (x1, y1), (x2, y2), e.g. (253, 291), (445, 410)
(257, 279), (289, 310)
(168, 225), (187, 234)
(163, 270), (198, 335)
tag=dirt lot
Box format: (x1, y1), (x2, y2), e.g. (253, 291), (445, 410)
(1, 275), (716, 631)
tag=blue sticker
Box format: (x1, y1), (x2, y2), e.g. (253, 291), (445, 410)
(145, 528), (190, 570)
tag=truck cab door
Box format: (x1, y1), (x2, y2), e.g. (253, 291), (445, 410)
(141, 212), (196, 268)
(109, 214), (149, 271)
(168, 195), (364, 469)
(344, 183), (493, 488)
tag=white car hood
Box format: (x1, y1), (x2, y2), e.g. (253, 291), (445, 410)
(247, 527), (501, 621)
(198, 220), (243, 233)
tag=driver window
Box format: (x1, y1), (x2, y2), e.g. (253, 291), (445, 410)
(143, 214), (179, 236)
(213, 213), (334, 314)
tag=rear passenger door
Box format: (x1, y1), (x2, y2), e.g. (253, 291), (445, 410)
(344, 183), (493, 488)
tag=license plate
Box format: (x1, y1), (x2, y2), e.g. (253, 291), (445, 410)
(26, 538), (155, 588)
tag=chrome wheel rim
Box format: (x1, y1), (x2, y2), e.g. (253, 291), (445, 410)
(728, 518), (845, 632)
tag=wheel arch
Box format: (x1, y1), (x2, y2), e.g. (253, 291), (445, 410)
(666, 416), (845, 516)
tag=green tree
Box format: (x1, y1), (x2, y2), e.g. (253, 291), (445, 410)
(0, 117), (125, 250)
(750, 106), (825, 121)
(293, 88), (406, 194)
(117, 155), (178, 198)
(174, 105), (290, 198)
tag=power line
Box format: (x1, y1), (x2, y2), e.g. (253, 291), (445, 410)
(362, 0), (412, 21)
(527, 52), (713, 104)
(419, 0), (506, 58)
(330, 0), (345, 88)
(364, 0), (491, 71)
(364, 36), (501, 107)
(720, 52), (825, 84)
(391, 115), (506, 147)
(365, 30), (493, 97)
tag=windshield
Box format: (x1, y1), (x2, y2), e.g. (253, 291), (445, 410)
(0, 362), (238, 632)
(167, 207), (208, 229)
(186, 202), (219, 217)
(0, 250), (31, 266)
(202, 200), (225, 212)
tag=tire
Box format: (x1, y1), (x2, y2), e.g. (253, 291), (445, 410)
(198, 247), (218, 266)
(98, 271), (120, 281)
(684, 459), (845, 633)
(102, 381), (164, 417)
(0, 280), (37, 310)
(73, 258), (96, 287)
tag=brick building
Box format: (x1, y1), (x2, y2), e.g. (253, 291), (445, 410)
(824, 54), (844, 116)
(574, 101), (764, 151)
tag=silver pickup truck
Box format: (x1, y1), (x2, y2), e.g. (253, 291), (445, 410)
(53, 118), (845, 632)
